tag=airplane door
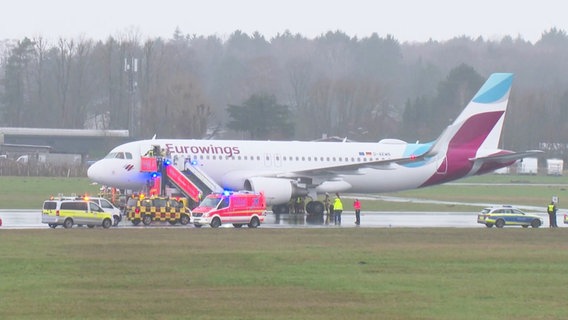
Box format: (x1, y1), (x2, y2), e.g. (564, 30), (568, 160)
(274, 154), (282, 167)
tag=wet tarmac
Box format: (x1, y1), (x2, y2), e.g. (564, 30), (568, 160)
(0, 209), (551, 229)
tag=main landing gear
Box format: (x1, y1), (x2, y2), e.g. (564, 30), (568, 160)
(271, 199), (325, 215)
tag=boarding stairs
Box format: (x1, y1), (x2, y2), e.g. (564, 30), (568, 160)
(140, 156), (222, 207)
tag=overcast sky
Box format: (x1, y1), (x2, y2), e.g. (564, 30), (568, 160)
(1, 0), (566, 43)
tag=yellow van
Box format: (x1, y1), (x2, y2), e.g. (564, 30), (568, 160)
(42, 199), (113, 229)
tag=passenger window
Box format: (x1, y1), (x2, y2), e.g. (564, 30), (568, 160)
(100, 199), (113, 208)
(43, 201), (57, 210)
(219, 198), (229, 209)
(154, 199), (167, 208)
(169, 200), (181, 208)
(90, 203), (102, 212)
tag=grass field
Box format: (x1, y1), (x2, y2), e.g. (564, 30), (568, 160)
(2, 175), (568, 319)
(1, 228), (568, 319)
(0, 177), (100, 209)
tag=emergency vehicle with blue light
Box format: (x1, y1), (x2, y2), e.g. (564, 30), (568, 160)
(191, 191), (266, 228)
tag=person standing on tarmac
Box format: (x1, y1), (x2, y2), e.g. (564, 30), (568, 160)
(333, 193), (343, 225)
(547, 201), (558, 228)
(353, 198), (361, 226)
(324, 193), (331, 224)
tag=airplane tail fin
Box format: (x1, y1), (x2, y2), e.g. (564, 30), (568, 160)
(427, 73), (513, 156)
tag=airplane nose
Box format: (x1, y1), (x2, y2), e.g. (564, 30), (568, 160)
(87, 161), (103, 182)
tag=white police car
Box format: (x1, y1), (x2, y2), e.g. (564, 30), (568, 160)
(477, 205), (543, 228)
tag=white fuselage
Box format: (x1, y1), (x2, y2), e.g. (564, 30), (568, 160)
(87, 138), (442, 195)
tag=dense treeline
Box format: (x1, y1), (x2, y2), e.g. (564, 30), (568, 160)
(2, 28), (568, 157)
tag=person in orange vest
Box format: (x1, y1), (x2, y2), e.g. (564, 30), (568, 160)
(353, 198), (361, 226)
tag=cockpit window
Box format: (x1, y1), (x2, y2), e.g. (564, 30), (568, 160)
(104, 152), (127, 159)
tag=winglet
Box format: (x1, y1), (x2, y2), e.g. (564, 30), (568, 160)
(471, 73), (514, 104)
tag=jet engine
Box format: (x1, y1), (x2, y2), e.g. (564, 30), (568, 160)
(244, 177), (308, 205)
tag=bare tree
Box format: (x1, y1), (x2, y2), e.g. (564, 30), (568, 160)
(56, 38), (74, 127)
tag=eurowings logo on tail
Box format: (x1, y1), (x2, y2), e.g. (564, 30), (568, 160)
(422, 73), (515, 186)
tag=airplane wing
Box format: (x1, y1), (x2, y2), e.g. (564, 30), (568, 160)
(276, 154), (428, 179)
(275, 149), (543, 181)
(469, 150), (544, 164)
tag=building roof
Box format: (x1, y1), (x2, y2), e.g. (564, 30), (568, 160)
(0, 127), (129, 137)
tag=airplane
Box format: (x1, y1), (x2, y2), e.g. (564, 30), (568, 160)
(87, 73), (542, 214)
